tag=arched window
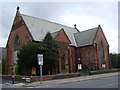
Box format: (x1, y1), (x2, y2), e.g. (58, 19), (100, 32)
(14, 35), (21, 51)
(61, 54), (66, 71)
(100, 41), (105, 63)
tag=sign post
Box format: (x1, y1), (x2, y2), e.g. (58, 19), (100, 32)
(37, 54), (43, 84)
(40, 65), (42, 84)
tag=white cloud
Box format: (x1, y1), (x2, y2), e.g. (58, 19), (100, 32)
(0, 37), (7, 47)
(1, 0), (119, 2)
(54, 12), (106, 30)
(1, 2), (118, 53)
(109, 39), (118, 53)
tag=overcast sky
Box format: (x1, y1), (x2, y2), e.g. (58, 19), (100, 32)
(1, 1), (118, 53)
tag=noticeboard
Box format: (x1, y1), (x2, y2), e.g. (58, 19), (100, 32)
(78, 64), (82, 70)
(37, 54), (43, 65)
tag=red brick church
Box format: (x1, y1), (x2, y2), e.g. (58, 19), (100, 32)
(5, 7), (111, 75)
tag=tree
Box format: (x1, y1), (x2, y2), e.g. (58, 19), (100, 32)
(43, 32), (59, 75)
(17, 32), (59, 75)
(110, 53), (120, 68)
(2, 60), (6, 75)
(17, 43), (44, 75)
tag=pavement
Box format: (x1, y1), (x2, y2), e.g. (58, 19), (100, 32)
(2, 72), (119, 88)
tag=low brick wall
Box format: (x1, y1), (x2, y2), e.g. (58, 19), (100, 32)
(2, 75), (31, 82)
(90, 69), (120, 75)
(29, 73), (80, 82)
(2, 73), (80, 82)
(2, 69), (119, 82)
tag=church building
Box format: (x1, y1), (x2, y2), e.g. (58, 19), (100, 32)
(5, 7), (111, 75)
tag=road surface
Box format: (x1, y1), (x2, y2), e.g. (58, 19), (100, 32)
(42, 76), (119, 88)
(1, 74), (119, 89)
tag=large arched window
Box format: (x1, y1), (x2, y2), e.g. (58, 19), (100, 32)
(14, 35), (21, 51)
(13, 35), (21, 64)
(100, 41), (105, 63)
(61, 55), (66, 71)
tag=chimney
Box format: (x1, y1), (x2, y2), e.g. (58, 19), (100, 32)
(17, 6), (20, 11)
(74, 24), (77, 29)
(74, 24), (80, 32)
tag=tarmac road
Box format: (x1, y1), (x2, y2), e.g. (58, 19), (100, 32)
(43, 75), (119, 88)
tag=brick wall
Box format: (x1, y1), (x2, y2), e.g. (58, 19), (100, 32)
(55, 29), (70, 43)
(94, 25), (110, 69)
(76, 46), (96, 70)
(76, 25), (110, 70)
(6, 11), (32, 75)
(70, 46), (77, 72)
(2, 73), (80, 82)
(55, 29), (71, 74)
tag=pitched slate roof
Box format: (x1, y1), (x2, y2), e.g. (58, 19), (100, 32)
(21, 14), (78, 46)
(51, 31), (59, 39)
(74, 27), (98, 47)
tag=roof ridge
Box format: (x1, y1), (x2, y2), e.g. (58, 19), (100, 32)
(82, 27), (98, 32)
(73, 26), (98, 47)
(74, 27), (98, 35)
(21, 14), (76, 30)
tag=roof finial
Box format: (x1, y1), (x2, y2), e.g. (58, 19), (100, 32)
(17, 6), (20, 11)
(74, 24), (77, 28)
(98, 24), (101, 27)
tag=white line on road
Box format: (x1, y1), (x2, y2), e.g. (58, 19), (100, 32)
(101, 83), (118, 88)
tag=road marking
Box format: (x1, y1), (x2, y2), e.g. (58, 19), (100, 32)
(14, 83), (25, 86)
(101, 83), (118, 87)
